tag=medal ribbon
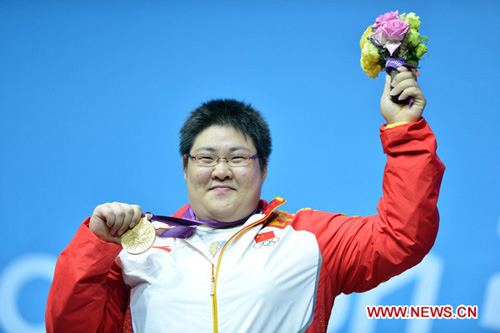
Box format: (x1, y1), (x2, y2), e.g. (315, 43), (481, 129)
(146, 205), (261, 239)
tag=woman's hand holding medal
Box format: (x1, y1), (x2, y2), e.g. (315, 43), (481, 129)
(89, 202), (143, 245)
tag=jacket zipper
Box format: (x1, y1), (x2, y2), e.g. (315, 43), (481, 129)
(210, 199), (285, 333)
(211, 265), (218, 332)
(210, 271), (216, 296)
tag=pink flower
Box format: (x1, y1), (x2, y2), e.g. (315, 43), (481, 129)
(371, 28), (387, 47)
(381, 19), (409, 41)
(371, 19), (410, 55)
(373, 10), (399, 29)
(384, 40), (403, 56)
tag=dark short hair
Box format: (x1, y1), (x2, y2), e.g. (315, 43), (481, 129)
(180, 99), (271, 172)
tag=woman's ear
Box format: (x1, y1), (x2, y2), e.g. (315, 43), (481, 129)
(182, 155), (188, 181)
(261, 157), (268, 183)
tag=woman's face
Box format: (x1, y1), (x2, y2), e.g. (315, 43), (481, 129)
(183, 125), (266, 222)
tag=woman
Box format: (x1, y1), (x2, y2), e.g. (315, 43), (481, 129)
(46, 68), (445, 332)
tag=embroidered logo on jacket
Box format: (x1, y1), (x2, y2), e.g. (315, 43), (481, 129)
(210, 241), (227, 257)
(266, 210), (294, 229)
(253, 231), (280, 249)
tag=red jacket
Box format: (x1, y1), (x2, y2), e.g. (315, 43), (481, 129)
(46, 118), (445, 332)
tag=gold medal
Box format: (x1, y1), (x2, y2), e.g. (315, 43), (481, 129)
(121, 214), (156, 255)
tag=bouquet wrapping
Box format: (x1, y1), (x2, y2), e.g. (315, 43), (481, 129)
(360, 10), (428, 104)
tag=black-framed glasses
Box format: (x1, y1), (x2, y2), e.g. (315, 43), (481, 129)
(186, 153), (260, 167)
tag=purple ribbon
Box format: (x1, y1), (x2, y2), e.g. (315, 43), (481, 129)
(145, 206), (261, 239)
(385, 58), (417, 107)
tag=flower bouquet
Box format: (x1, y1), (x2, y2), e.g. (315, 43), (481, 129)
(360, 10), (428, 104)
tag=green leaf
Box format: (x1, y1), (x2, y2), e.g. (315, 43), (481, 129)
(407, 59), (419, 66)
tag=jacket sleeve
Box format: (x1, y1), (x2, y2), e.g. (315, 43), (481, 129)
(46, 218), (130, 333)
(295, 118), (445, 296)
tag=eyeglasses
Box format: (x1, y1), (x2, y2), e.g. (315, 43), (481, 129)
(186, 153), (260, 167)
